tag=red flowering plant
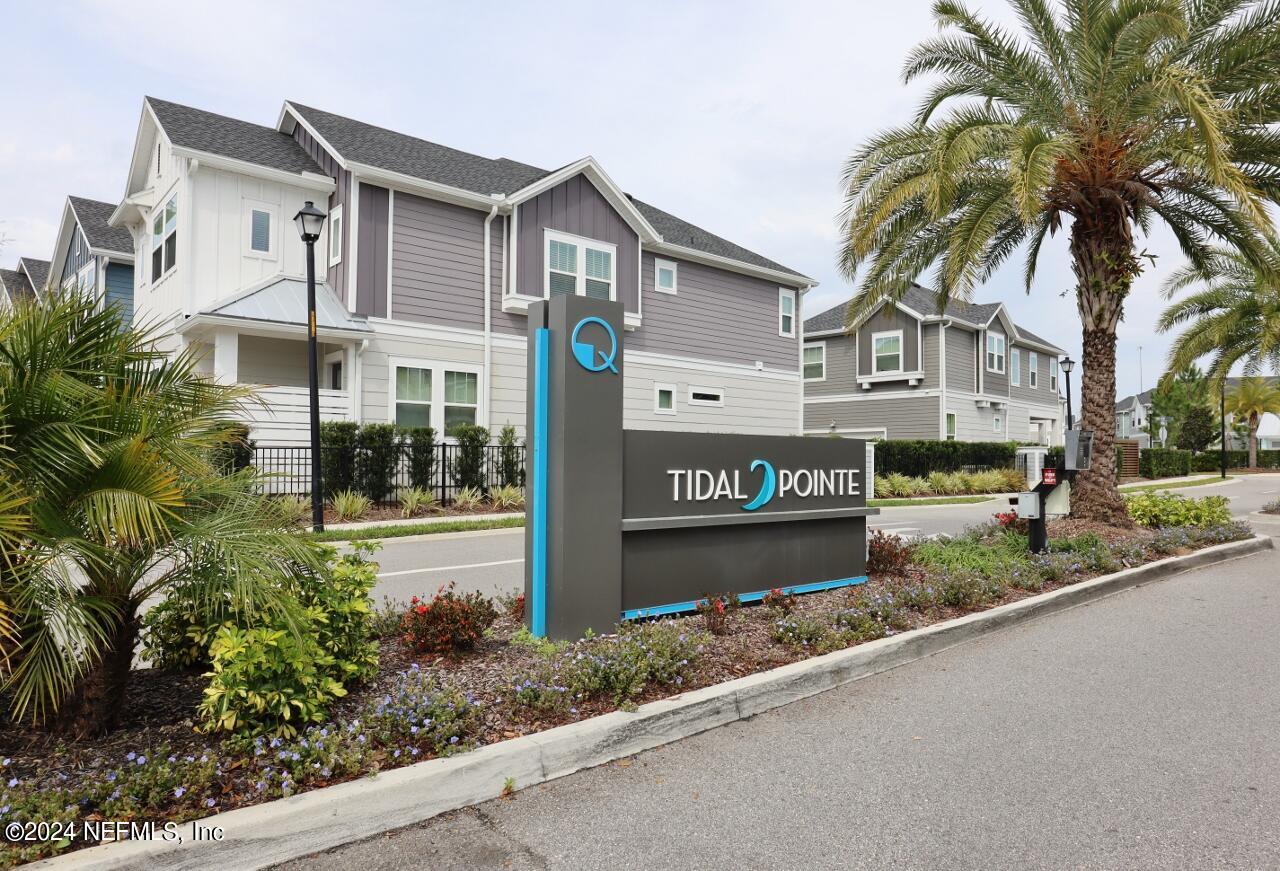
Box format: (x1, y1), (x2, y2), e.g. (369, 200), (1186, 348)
(994, 510), (1028, 534)
(695, 593), (731, 635)
(762, 587), (798, 613)
(402, 582), (499, 656)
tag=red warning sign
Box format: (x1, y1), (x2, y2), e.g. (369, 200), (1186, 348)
(1042, 468), (1057, 486)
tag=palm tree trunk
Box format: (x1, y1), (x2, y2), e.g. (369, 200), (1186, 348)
(54, 606), (138, 738)
(1249, 413), (1259, 469)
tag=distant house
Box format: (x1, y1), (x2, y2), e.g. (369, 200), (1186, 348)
(802, 284), (1066, 445)
(1117, 376), (1280, 450)
(1, 257), (50, 302)
(0, 266), (35, 306)
(48, 196), (135, 322)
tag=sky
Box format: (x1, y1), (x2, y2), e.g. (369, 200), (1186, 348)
(0, 0), (1269, 419)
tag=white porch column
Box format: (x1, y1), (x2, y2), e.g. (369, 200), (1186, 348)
(213, 328), (239, 384)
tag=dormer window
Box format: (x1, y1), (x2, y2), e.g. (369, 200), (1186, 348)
(151, 195), (177, 280)
(872, 330), (903, 374)
(545, 230), (614, 301)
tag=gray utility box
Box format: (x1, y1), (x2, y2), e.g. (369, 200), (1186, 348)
(1016, 491), (1041, 520)
(1064, 430), (1094, 471)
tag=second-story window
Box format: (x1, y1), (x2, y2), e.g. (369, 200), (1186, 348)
(872, 330), (903, 374)
(1050, 358), (1059, 392)
(151, 195), (177, 280)
(803, 343), (825, 380)
(329, 206), (343, 266)
(655, 259), (678, 294)
(1029, 351), (1039, 388)
(545, 231), (614, 301)
(986, 332), (1005, 373)
(249, 209), (272, 254)
(1010, 348), (1021, 387)
(779, 288), (796, 337)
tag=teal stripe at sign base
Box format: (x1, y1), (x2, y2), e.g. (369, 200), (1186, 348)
(531, 328), (550, 637)
(621, 575), (869, 621)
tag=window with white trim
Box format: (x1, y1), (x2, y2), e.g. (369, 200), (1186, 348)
(329, 205), (343, 266)
(778, 288), (796, 337)
(246, 206), (273, 256)
(986, 332), (1006, 373)
(1010, 348), (1021, 387)
(688, 386), (725, 407)
(655, 259), (677, 295)
(654, 382), (676, 415)
(803, 343), (825, 381)
(1029, 351), (1039, 388)
(393, 362), (481, 436)
(151, 195), (177, 280)
(545, 230), (615, 301)
(1050, 358), (1059, 392)
(946, 412), (957, 441)
(872, 330), (903, 374)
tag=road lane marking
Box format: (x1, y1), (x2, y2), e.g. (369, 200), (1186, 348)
(378, 558), (523, 578)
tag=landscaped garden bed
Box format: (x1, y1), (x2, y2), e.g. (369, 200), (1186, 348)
(0, 500), (1252, 866)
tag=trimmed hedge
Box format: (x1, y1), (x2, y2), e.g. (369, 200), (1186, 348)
(874, 440), (1018, 478)
(1139, 448), (1191, 479)
(1190, 449), (1280, 471)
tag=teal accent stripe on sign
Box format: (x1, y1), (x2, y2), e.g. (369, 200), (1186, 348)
(620, 575), (869, 621)
(531, 327), (550, 637)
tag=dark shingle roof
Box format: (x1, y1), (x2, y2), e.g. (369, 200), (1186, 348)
(19, 257), (49, 292)
(148, 97), (322, 176)
(805, 282), (1064, 351)
(286, 102), (807, 280)
(68, 196), (133, 254)
(0, 267), (35, 300)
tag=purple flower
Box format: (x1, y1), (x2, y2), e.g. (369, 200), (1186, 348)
(136, 755), (147, 766)
(449, 736), (459, 744)
(125, 751), (136, 761)
(174, 787), (186, 798)
(206, 798), (216, 808)
(6, 778), (17, 788)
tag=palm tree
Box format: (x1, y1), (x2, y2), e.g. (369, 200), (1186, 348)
(837, 0), (1280, 524)
(1224, 376), (1280, 467)
(0, 293), (321, 737)
(1159, 242), (1280, 381)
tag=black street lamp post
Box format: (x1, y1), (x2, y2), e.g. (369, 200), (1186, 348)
(1220, 380), (1228, 480)
(1061, 356), (1076, 432)
(294, 200), (328, 532)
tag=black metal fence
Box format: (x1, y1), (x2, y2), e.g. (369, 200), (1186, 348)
(251, 443), (525, 505)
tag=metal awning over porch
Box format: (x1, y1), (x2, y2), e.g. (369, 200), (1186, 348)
(178, 275), (372, 341)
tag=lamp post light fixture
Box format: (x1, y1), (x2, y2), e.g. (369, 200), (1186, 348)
(294, 200), (328, 532)
(1060, 355), (1076, 432)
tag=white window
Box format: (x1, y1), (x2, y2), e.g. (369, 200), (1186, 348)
(946, 412), (957, 441)
(545, 230), (615, 301)
(655, 259), (678, 295)
(151, 195), (177, 280)
(986, 332), (1006, 373)
(329, 205), (343, 266)
(246, 205), (274, 256)
(778, 288), (796, 337)
(803, 343), (826, 381)
(993, 415), (1002, 434)
(872, 330), (903, 374)
(688, 386), (725, 407)
(1050, 358), (1059, 392)
(1029, 351), (1039, 388)
(392, 360), (481, 437)
(654, 382), (676, 415)
(1010, 348), (1021, 387)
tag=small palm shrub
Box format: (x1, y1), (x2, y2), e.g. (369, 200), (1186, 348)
(489, 484), (524, 511)
(883, 473), (915, 497)
(330, 489), (371, 522)
(928, 471), (966, 495)
(907, 476), (930, 496)
(453, 485), (484, 511)
(399, 486), (436, 518)
(999, 468), (1028, 492)
(276, 494), (311, 527)
(402, 583), (498, 655)
(965, 470), (1008, 494)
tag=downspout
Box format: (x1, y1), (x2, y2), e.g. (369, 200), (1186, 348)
(483, 204), (499, 431)
(939, 319), (950, 439)
(797, 286), (808, 435)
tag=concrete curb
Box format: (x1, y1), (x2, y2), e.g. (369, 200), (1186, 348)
(321, 510), (524, 533)
(29, 534), (1274, 871)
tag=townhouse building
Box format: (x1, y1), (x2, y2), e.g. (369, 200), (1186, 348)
(802, 285), (1066, 445)
(48, 196), (135, 321)
(0, 258), (48, 305)
(104, 97), (814, 445)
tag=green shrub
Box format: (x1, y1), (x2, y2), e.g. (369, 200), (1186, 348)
(1124, 492), (1232, 527)
(883, 472), (916, 497)
(912, 528), (1030, 577)
(402, 426), (437, 490)
(276, 494), (310, 527)
(357, 423), (400, 502)
(769, 615), (832, 651)
(867, 529), (912, 575)
(1190, 449), (1280, 471)
(402, 583), (498, 655)
(140, 588), (232, 670)
(1139, 447), (1192, 478)
(1046, 445), (1065, 467)
(320, 421), (361, 497)
(936, 571), (1004, 609)
(451, 424), (490, 491)
(489, 483), (524, 511)
(498, 424), (524, 488)
(874, 439), (1018, 477)
(399, 486), (436, 518)
(304, 543), (380, 683)
(361, 664), (479, 753)
(928, 470), (967, 495)
(211, 422), (255, 474)
(965, 469), (1008, 493)
(454, 485), (484, 510)
(330, 489), (371, 522)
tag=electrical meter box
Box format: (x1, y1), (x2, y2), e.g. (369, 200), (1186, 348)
(1017, 492), (1041, 520)
(1065, 430), (1094, 471)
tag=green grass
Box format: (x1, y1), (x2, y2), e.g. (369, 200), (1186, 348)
(304, 516), (525, 542)
(1120, 475), (1233, 494)
(869, 495), (993, 507)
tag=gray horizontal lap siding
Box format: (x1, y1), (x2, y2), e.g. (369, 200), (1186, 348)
(1009, 344), (1060, 409)
(945, 326), (976, 392)
(291, 125), (349, 301)
(804, 395), (939, 440)
(391, 192), (488, 330)
(630, 252), (797, 371)
(805, 334), (856, 396)
(357, 183), (390, 318)
(921, 324), (940, 389)
(515, 173), (638, 312)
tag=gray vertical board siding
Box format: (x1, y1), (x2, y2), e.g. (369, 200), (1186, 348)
(291, 125), (348, 300)
(805, 334), (857, 396)
(515, 173), (639, 312)
(946, 326), (976, 392)
(628, 251), (798, 370)
(104, 262), (134, 323)
(60, 228), (93, 285)
(983, 321), (1009, 396)
(856, 306), (920, 376)
(804, 395), (939, 440)
(391, 192), (489, 330)
(357, 183), (389, 317)
(921, 324), (940, 388)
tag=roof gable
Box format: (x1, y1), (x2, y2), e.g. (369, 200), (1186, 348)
(147, 97), (322, 177)
(68, 197), (133, 254)
(19, 258), (49, 293)
(0, 268), (35, 301)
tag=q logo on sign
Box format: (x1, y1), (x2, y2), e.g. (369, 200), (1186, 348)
(571, 316), (619, 374)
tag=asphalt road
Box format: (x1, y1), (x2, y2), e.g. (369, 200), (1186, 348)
(368, 474), (1280, 605)
(293, 545), (1280, 871)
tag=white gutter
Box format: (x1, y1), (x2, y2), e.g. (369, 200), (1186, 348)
(483, 204), (499, 431)
(939, 319), (951, 439)
(797, 287), (808, 435)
